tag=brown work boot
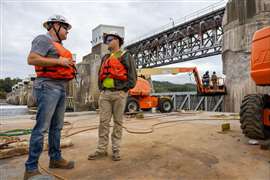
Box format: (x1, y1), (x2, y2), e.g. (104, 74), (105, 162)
(49, 158), (75, 169)
(88, 151), (108, 160)
(23, 169), (41, 180)
(112, 150), (121, 161)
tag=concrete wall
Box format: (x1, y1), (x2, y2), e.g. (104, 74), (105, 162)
(26, 80), (36, 108)
(74, 53), (103, 111)
(74, 24), (124, 111)
(92, 43), (110, 59)
(222, 0), (270, 112)
(92, 25), (125, 47)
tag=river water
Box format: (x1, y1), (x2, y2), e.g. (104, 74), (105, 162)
(0, 103), (29, 117)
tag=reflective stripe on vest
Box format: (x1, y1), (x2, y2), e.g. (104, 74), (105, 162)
(35, 41), (76, 80)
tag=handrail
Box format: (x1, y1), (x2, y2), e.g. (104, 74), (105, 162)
(125, 0), (227, 47)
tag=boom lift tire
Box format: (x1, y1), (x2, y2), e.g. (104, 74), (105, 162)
(125, 97), (140, 113)
(240, 94), (269, 139)
(159, 98), (173, 113)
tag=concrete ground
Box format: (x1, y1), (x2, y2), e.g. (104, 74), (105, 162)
(0, 111), (270, 180)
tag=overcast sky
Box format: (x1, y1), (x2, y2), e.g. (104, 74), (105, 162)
(1, 0), (227, 84)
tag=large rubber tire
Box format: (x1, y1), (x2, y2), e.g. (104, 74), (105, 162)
(240, 94), (267, 139)
(159, 98), (173, 113)
(125, 97), (139, 113)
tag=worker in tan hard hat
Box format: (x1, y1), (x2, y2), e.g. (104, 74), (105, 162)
(88, 31), (137, 161)
(24, 15), (75, 180)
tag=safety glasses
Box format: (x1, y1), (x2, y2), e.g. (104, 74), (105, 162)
(105, 36), (116, 44)
(61, 24), (69, 31)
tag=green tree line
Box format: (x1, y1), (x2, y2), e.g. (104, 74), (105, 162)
(153, 81), (196, 93)
(0, 78), (22, 99)
(0, 78), (196, 99)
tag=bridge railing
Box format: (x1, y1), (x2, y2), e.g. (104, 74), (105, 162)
(152, 92), (224, 112)
(125, 0), (227, 47)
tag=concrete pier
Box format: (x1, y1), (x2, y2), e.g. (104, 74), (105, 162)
(222, 0), (270, 112)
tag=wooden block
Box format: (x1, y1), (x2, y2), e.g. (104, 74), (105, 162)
(221, 123), (230, 131)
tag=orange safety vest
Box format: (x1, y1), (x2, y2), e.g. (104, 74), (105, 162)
(35, 41), (76, 80)
(99, 52), (128, 81)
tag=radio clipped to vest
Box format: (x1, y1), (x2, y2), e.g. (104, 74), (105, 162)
(35, 41), (77, 80)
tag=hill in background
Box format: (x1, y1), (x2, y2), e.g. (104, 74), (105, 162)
(152, 80), (196, 93)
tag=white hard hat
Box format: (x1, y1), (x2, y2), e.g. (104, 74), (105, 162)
(43, 15), (72, 30)
(103, 31), (124, 46)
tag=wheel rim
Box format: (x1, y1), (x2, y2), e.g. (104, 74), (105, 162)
(163, 101), (171, 111)
(127, 101), (138, 113)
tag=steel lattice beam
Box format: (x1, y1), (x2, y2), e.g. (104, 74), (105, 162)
(126, 7), (225, 68)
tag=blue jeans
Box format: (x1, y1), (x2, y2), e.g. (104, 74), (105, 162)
(25, 80), (66, 171)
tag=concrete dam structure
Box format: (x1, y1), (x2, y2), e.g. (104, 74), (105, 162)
(73, 25), (124, 111)
(222, 0), (270, 112)
(6, 0), (270, 113)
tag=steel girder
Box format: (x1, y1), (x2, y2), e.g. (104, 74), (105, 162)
(126, 7), (225, 68)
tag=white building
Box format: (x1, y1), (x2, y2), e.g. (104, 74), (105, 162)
(91, 24), (125, 47)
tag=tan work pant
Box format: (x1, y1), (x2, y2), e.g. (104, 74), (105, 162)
(97, 90), (128, 152)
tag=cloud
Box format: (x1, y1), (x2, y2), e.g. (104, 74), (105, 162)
(1, 0), (225, 79)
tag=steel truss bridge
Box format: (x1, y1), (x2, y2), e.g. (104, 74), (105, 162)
(125, 3), (226, 112)
(126, 7), (225, 68)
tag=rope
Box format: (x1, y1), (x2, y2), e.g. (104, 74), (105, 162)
(3, 113), (238, 180)
(118, 117), (238, 134)
(64, 126), (98, 138)
(38, 163), (67, 180)
(61, 115), (238, 136)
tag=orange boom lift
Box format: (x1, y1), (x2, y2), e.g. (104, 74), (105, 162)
(125, 67), (226, 113)
(240, 26), (270, 139)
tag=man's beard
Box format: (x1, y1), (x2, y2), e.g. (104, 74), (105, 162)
(108, 46), (113, 51)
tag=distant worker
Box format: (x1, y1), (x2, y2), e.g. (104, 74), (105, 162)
(211, 71), (218, 89)
(24, 15), (76, 180)
(88, 31), (137, 161)
(202, 71), (210, 87)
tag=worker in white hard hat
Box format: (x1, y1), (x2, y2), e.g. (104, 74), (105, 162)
(43, 14), (72, 43)
(88, 31), (137, 161)
(24, 14), (75, 180)
(103, 31), (124, 47)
